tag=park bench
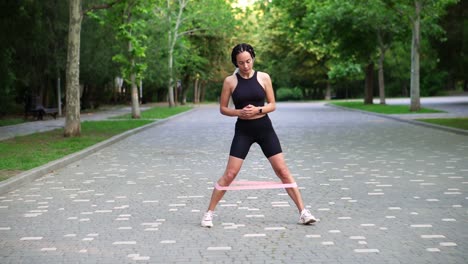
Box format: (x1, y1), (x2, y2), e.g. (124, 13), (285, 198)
(24, 96), (58, 120)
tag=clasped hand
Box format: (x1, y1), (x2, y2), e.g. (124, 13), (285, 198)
(239, 104), (257, 118)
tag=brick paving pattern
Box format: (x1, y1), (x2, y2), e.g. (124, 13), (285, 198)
(1, 102), (467, 263)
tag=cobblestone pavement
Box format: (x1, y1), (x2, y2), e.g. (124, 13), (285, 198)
(1, 103), (467, 263)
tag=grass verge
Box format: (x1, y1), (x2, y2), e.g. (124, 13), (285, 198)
(330, 101), (444, 114)
(416, 118), (468, 130)
(111, 105), (192, 119)
(0, 120), (152, 181)
(0, 118), (26, 127)
(0, 106), (192, 181)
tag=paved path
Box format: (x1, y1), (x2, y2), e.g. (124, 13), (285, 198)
(1, 102), (467, 263)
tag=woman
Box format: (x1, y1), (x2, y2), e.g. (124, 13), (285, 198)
(201, 43), (317, 227)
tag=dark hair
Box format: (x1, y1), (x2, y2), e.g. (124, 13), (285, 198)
(231, 43), (255, 67)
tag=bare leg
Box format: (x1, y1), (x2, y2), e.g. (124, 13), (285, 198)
(206, 156), (244, 211)
(268, 153), (305, 213)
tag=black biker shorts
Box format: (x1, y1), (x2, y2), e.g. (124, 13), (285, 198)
(229, 115), (282, 159)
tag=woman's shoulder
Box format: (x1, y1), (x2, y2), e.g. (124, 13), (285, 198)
(224, 74), (237, 83)
(256, 71), (271, 79)
(223, 74), (237, 88)
(256, 71), (272, 85)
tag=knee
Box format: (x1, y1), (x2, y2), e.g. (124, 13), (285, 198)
(222, 168), (239, 183)
(275, 166), (290, 179)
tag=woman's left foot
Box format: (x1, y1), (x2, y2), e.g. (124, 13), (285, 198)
(299, 209), (317, 225)
(201, 210), (214, 228)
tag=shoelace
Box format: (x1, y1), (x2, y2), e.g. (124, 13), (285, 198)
(203, 211), (215, 220)
(301, 210), (312, 219)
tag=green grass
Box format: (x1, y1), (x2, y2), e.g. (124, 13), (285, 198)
(0, 105), (193, 181)
(417, 118), (468, 130)
(0, 118), (26, 127)
(330, 101), (444, 114)
(112, 105), (192, 119)
(0, 120), (152, 173)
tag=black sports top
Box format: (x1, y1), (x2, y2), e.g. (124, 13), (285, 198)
(231, 71), (266, 109)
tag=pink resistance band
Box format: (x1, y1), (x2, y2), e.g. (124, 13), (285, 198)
(215, 181), (298, 191)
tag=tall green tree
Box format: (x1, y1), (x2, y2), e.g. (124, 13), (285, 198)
(303, 0), (391, 104)
(92, 0), (155, 118)
(156, 0), (236, 107)
(0, 1), (68, 115)
(430, 0), (466, 91)
(385, 0), (457, 111)
(256, 0), (329, 99)
(65, 0), (122, 137)
(80, 13), (120, 107)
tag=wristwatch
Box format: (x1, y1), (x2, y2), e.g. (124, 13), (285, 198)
(259, 108), (263, 114)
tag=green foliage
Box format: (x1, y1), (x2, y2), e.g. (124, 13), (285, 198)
(276, 87), (303, 101)
(0, 0), (464, 114)
(80, 14), (120, 106)
(255, 0), (327, 96)
(430, 1), (467, 90)
(0, 0), (68, 113)
(0, 49), (16, 115)
(96, 0), (154, 85)
(328, 62), (363, 81)
(0, 118), (25, 127)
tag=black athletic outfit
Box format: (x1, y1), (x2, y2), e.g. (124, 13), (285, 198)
(229, 71), (282, 159)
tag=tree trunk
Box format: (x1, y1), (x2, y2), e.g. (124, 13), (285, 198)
(378, 50), (386, 105)
(410, 0), (421, 111)
(167, 0), (187, 107)
(325, 80), (331, 100)
(377, 31), (387, 105)
(130, 72), (141, 118)
(181, 73), (190, 105)
(194, 74), (200, 104)
(364, 62), (374, 104)
(129, 41), (141, 118)
(200, 80), (207, 102)
(64, 0), (83, 137)
(167, 38), (175, 107)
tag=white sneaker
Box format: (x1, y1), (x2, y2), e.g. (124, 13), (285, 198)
(299, 209), (317, 225)
(201, 210), (214, 228)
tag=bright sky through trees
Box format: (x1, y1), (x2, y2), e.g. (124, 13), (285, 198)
(234, 0), (255, 9)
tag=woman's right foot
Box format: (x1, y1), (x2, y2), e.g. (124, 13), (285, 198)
(201, 210), (214, 228)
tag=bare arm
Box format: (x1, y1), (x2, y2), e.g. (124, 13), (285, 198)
(257, 71), (276, 114)
(219, 76), (240, 117)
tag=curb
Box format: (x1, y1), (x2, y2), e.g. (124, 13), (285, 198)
(327, 104), (468, 136)
(0, 108), (196, 194)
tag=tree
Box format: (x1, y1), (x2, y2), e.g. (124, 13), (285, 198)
(0, 1), (69, 116)
(156, 0), (236, 107)
(433, 1), (467, 91)
(256, 0), (330, 99)
(80, 13), (120, 107)
(303, 0), (381, 103)
(166, 0), (187, 107)
(92, 0), (155, 118)
(385, 0), (458, 111)
(65, 0), (122, 137)
(64, 0), (83, 137)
